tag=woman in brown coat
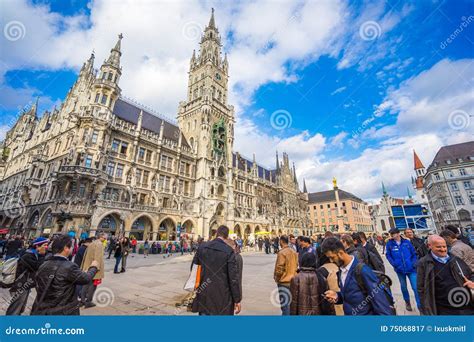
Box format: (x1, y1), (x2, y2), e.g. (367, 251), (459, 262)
(290, 252), (335, 315)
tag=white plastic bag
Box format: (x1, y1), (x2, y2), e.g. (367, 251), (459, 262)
(183, 264), (198, 292)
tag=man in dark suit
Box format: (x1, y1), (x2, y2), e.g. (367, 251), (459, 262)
(192, 225), (242, 315)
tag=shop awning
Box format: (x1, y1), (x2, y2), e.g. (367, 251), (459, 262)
(0, 229), (9, 234)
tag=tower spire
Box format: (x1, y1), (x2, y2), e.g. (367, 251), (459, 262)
(382, 181), (387, 196)
(209, 8), (216, 28)
(275, 150), (280, 171)
(81, 51), (95, 75)
(413, 150), (424, 170)
(303, 179), (308, 193)
(106, 33), (123, 68)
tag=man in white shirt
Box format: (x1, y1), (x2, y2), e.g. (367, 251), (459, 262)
(322, 237), (394, 315)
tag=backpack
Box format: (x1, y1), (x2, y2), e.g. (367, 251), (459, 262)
(0, 258), (19, 288)
(354, 263), (396, 315)
(366, 247), (385, 273)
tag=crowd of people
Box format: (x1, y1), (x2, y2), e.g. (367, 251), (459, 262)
(1, 224), (472, 316)
(269, 225), (473, 316)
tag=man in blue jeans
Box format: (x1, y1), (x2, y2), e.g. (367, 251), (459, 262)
(386, 228), (420, 311)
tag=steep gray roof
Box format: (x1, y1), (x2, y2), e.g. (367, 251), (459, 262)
(112, 98), (190, 148)
(428, 141), (474, 170)
(232, 152), (277, 183)
(308, 189), (363, 204)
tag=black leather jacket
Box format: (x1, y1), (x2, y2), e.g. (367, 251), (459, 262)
(31, 255), (97, 315)
(12, 249), (45, 292)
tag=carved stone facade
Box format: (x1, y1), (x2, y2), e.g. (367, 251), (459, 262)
(0, 10), (309, 240)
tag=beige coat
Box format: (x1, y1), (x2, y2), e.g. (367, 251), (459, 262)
(321, 262), (344, 315)
(81, 239), (105, 280)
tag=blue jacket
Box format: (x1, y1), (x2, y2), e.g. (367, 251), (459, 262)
(386, 238), (418, 274)
(337, 257), (393, 315)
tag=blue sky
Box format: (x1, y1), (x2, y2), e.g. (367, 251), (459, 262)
(1, 0), (473, 201)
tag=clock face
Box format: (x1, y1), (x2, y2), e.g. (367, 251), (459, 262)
(215, 73), (221, 80)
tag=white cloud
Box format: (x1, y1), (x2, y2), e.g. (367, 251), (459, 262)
(329, 131), (348, 148)
(0, 125), (10, 141)
(330, 86), (347, 95)
(234, 118), (326, 168)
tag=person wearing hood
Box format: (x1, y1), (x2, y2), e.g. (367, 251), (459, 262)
(290, 252), (335, 315)
(6, 237), (49, 315)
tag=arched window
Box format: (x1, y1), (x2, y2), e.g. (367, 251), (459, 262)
(218, 166), (225, 178)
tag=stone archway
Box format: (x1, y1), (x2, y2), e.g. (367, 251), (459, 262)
(159, 217), (176, 241)
(26, 211), (40, 238)
(234, 224), (242, 238)
(209, 221), (219, 239)
(131, 215), (154, 240)
(98, 213), (121, 236)
(181, 219), (195, 237)
(39, 209), (55, 236)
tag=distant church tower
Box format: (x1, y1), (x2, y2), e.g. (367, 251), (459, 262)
(177, 9), (236, 238)
(412, 150), (426, 203)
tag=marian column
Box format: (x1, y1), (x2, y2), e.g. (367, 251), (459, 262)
(333, 177), (345, 233)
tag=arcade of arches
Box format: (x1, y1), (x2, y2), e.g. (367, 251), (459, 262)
(95, 212), (196, 241)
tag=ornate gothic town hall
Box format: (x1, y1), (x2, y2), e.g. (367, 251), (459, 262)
(0, 11), (310, 240)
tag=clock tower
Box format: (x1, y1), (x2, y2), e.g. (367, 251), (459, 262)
(177, 9), (236, 238)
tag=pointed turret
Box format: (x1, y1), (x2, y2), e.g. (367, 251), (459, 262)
(106, 33), (122, 68)
(30, 97), (39, 118)
(292, 162), (297, 182)
(80, 51), (95, 75)
(208, 8), (216, 28)
(92, 34), (122, 108)
(382, 181), (387, 196)
(413, 150), (424, 170)
(303, 179), (308, 193)
(223, 53), (228, 69)
(413, 150), (425, 190)
(190, 49), (196, 68)
(275, 150), (280, 172)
